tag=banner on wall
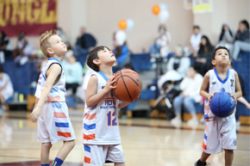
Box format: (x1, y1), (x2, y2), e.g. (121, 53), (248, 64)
(192, 0), (213, 13)
(0, 0), (57, 36)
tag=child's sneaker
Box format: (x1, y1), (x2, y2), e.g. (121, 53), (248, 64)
(187, 118), (198, 129)
(194, 160), (207, 166)
(170, 117), (181, 128)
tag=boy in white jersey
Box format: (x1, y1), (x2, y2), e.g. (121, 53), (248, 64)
(83, 46), (129, 166)
(30, 30), (75, 166)
(195, 46), (242, 166)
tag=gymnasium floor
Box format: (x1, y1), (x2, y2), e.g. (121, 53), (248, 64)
(0, 111), (250, 166)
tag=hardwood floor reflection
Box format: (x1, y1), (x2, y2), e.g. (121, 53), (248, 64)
(0, 111), (249, 166)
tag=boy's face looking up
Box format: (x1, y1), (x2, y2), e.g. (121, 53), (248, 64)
(47, 35), (67, 57)
(96, 47), (116, 65)
(212, 48), (230, 67)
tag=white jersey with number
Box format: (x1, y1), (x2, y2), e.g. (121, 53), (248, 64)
(35, 57), (76, 143)
(82, 72), (121, 145)
(202, 68), (237, 154)
(204, 68), (236, 119)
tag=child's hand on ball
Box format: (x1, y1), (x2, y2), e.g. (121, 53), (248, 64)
(104, 76), (118, 92)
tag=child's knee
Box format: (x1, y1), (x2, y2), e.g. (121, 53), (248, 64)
(115, 163), (125, 166)
(42, 142), (52, 149)
(225, 149), (234, 153)
(65, 140), (75, 148)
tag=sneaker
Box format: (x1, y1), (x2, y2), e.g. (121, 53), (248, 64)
(187, 118), (198, 129)
(170, 117), (181, 128)
(194, 160), (207, 166)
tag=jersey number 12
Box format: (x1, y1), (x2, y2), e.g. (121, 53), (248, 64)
(107, 111), (117, 126)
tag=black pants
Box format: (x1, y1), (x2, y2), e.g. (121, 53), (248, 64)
(66, 83), (79, 95)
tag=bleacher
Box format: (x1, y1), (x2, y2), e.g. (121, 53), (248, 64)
(2, 61), (39, 110)
(233, 51), (250, 122)
(126, 50), (250, 122)
(125, 52), (156, 116)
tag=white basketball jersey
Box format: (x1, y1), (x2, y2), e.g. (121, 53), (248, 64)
(35, 57), (66, 102)
(204, 68), (236, 119)
(83, 72), (121, 145)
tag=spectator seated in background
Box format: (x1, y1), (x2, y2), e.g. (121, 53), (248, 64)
(112, 31), (131, 72)
(152, 70), (183, 119)
(190, 25), (202, 56)
(0, 31), (12, 63)
(75, 27), (97, 51)
(232, 19), (250, 60)
(167, 45), (190, 77)
(192, 35), (214, 76)
(63, 50), (83, 96)
(170, 65), (203, 128)
(149, 24), (172, 58)
(0, 65), (14, 110)
(13, 32), (33, 65)
(63, 50), (83, 109)
(74, 27), (96, 66)
(217, 23), (234, 50)
(0, 31), (9, 47)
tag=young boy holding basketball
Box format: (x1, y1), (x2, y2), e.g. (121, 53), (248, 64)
(195, 46), (242, 166)
(83, 46), (129, 166)
(30, 30), (75, 166)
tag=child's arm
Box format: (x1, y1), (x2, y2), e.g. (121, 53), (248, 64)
(30, 64), (62, 122)
(238, 97), (250, 109)
(86, 75), (116, 108)
(200, 72), (212, 100)
(233, 72), (242, 100)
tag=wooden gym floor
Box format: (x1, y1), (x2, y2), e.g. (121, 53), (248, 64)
(0, 111), (249, 166)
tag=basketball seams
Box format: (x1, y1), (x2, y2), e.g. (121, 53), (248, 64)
(122, 75), (141, 100)
(120, 73), (133, 102)
(113, 69), (142, 102)
(121, 75), (141, 87)
(210, 92), (235, 117)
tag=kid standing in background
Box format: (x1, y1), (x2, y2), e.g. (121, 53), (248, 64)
(30, 30), (75, 166)
(195, 46), (242, 166)
(83, 46), (129, 166)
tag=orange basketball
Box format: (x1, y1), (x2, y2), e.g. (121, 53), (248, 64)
(113, 69), (142, 102)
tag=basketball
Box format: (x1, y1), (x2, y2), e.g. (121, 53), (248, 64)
(209, 91), (236, 118)
(113, 69), (142, 102)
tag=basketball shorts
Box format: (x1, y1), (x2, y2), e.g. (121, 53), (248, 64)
(202, 114), (237, 154)
(83, 144), (125, 166)
(37, 102), (76, 144)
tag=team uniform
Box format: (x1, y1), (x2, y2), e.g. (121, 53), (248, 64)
(202, 68), (237, 154)
(82, 72), (124, 166)
(35, 57), (75, 144)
